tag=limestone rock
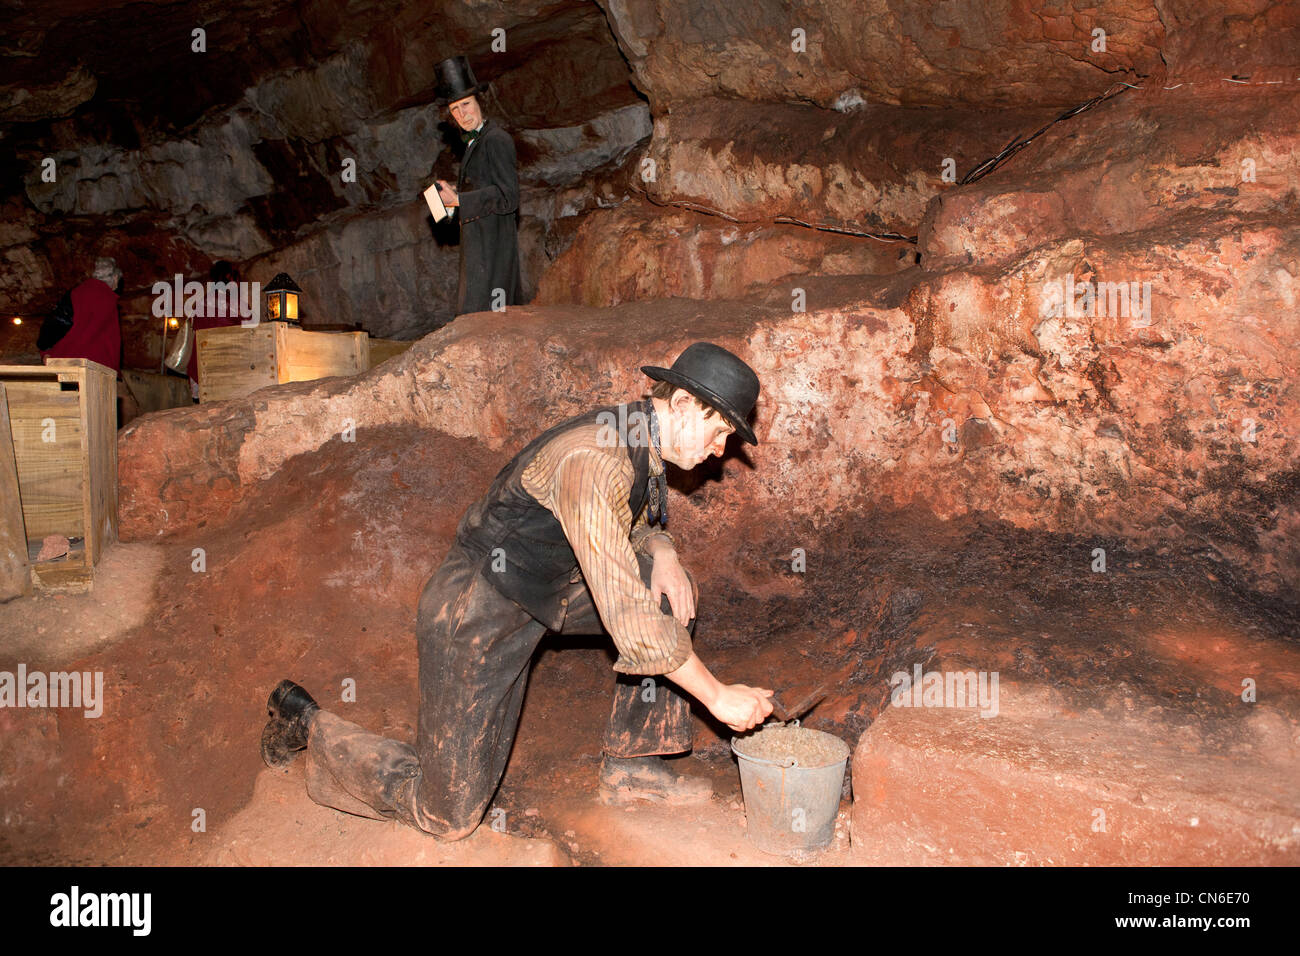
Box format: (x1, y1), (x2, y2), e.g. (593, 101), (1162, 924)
(0, 64), (97, 124)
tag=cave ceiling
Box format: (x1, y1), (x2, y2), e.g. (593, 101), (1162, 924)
(3, 1), (1296, 146)
(0, 0), (594, 141)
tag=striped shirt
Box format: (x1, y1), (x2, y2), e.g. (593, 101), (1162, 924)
(520, 419), (690, 674)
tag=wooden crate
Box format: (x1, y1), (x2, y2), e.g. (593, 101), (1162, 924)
(0, 384), (32, 600)
(367, 337), (415, 369)
(196, 321), (370, 404)
(0, 358), (118, 593)
(121, 368), (193, 415)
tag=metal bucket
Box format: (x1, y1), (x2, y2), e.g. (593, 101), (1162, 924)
(731, 721), (850, 856)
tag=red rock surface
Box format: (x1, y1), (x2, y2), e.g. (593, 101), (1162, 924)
(852, 695), (1299, 865)
(918, 88), (1300, 270)
(597, 0), (1300, 110)
(4, 460), (1295, 864)
(536, 200), (910, 306)
(119, 245), (1300, 605)
(637, 97), (1057, 229)
(848, 559), (1300, 865)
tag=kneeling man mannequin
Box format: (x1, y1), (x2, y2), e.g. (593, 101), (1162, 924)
(261, 342), (774, 839)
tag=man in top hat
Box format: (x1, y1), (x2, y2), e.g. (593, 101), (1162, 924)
(433, 55), (524, 318)
(261, 342), (774, 839)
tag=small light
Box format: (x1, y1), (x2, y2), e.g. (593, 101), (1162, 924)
(168, 317), (179, 329)
(11, 317), (20, 325)
(264, 273), (304, 326)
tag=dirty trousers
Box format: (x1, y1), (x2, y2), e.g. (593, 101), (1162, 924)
(301, 543), (696, 839)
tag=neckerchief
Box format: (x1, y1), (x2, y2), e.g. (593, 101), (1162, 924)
(646, 400), (668, 527)
(460, 121), (485, 145)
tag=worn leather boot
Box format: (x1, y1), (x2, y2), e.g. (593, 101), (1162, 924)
(598, 754), (713, 805)
(260, 679), (320, 769)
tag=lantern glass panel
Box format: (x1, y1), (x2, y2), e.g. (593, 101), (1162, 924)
(285, 293), (298, 321)
(267, 293), (282, 320)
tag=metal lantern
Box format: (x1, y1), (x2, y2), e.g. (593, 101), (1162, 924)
(264, 273), (302, 325)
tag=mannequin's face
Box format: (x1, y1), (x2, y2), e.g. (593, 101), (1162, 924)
(662, 390), (735, 469)
(449, 96), (482, 131)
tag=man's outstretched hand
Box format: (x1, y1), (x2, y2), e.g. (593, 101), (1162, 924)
(709, 683), (774, 733)
(665, 651), (774, 733)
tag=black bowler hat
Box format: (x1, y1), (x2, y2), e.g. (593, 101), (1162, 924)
(642, 343), (760, 445)
(435, 55), (488, 105)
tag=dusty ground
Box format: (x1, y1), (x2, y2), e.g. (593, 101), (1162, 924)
(1, 424), (1296, 865)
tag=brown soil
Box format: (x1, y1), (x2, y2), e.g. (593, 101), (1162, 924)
(1, 423), (1296, 866)
(733, 724), (851, 768)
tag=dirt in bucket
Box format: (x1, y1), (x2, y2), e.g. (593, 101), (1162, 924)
(734, 724), (848, 767)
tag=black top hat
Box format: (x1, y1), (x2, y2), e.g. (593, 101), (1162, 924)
(642, 342), (760, 445)
(435, 55), (488, 104)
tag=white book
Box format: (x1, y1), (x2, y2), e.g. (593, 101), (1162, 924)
(423, 181), (449, 222)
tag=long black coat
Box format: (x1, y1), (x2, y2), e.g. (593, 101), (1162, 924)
(455, 118), (523, 316)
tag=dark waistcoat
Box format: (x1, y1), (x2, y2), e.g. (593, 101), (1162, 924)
(456, 400), (652, 627)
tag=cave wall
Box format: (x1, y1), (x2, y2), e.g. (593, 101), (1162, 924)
(2, 0), (648, 352)
(3, 0), (1298, 604)
(116, 220), (1299, 609)
(6, 0), (1297, 346)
